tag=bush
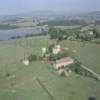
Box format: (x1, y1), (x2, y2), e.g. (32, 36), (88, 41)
(48, 28), (58, 39)
(48, 51), (69, 61)
(48, 53), (56, 61)
(5, 72), (10, 77)
(48, 44), (55, 53)
(67, 61), (93, 77)
(28, 54), (37, 62)
(37, 55), (43, 60)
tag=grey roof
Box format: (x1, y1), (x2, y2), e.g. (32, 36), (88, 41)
(55, 57), (74, 64)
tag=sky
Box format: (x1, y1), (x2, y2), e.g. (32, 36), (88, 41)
(0, 0), (100, 15)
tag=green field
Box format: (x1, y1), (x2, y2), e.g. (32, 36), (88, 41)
(0, 36), (100, 100)
(60, 40), (100, 74)
(0, 17), (39, 29)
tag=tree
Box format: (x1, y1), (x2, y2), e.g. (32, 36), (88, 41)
(75, 33), (80, 39)
(48, 28), (58, 39)
(28, 54), (37, 62)
(48, 44), (55, 53)
(48, 51), (69, 61)
(93, 28), (100, 38)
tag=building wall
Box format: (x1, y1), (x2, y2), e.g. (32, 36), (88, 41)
(52, 45), (61, 55)
(52, 48), (60, 55)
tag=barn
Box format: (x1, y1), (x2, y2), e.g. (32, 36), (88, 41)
(53, 57), (74, 70)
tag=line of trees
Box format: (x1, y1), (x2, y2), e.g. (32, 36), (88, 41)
(48, 27), (73, 41)
(0, 24), (19, 30)
(38, 19), (86, 26)
(48, 27), (100, 42)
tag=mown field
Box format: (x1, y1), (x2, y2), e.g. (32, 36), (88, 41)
(0, 36), (100, 100)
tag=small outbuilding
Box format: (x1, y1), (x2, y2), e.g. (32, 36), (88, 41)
(23, 59), (29, 66)
(52, 45), (61, 55)
(42, 48), (47, 56)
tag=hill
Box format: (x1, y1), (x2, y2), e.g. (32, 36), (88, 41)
(89, 11), (100, 16)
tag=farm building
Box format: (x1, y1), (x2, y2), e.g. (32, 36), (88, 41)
(23, 59), (29, 66)
(52, 45), (61, 55)
(84, 31), (94, 40)
(42, 48), (47, 56)
(53, 57), (74, 70)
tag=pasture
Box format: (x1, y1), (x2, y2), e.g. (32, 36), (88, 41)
(0, 36), (100, 100)
(60, 40), (100, 74)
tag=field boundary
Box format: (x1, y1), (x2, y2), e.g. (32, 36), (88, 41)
(36, 77), (55, 100)
(81, 65), (100, 81)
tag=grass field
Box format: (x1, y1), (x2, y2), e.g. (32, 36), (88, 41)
(0, 36), (100, 100)
(60, 40), (100, 74)
(11, 21), (38, 27)
(0, 17), (39, 29)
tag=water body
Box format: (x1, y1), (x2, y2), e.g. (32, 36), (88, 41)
(0, 27), (43, 40)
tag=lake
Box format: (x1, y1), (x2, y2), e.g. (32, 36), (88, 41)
(0, 27), (43, 40)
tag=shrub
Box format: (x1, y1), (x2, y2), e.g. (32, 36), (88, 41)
(48, 53), (56, 61)
(48, 51), (69, 61)
(28, 54), (37, 62)
(5, 72), (10, 77)
(48, 44), (55, 53)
